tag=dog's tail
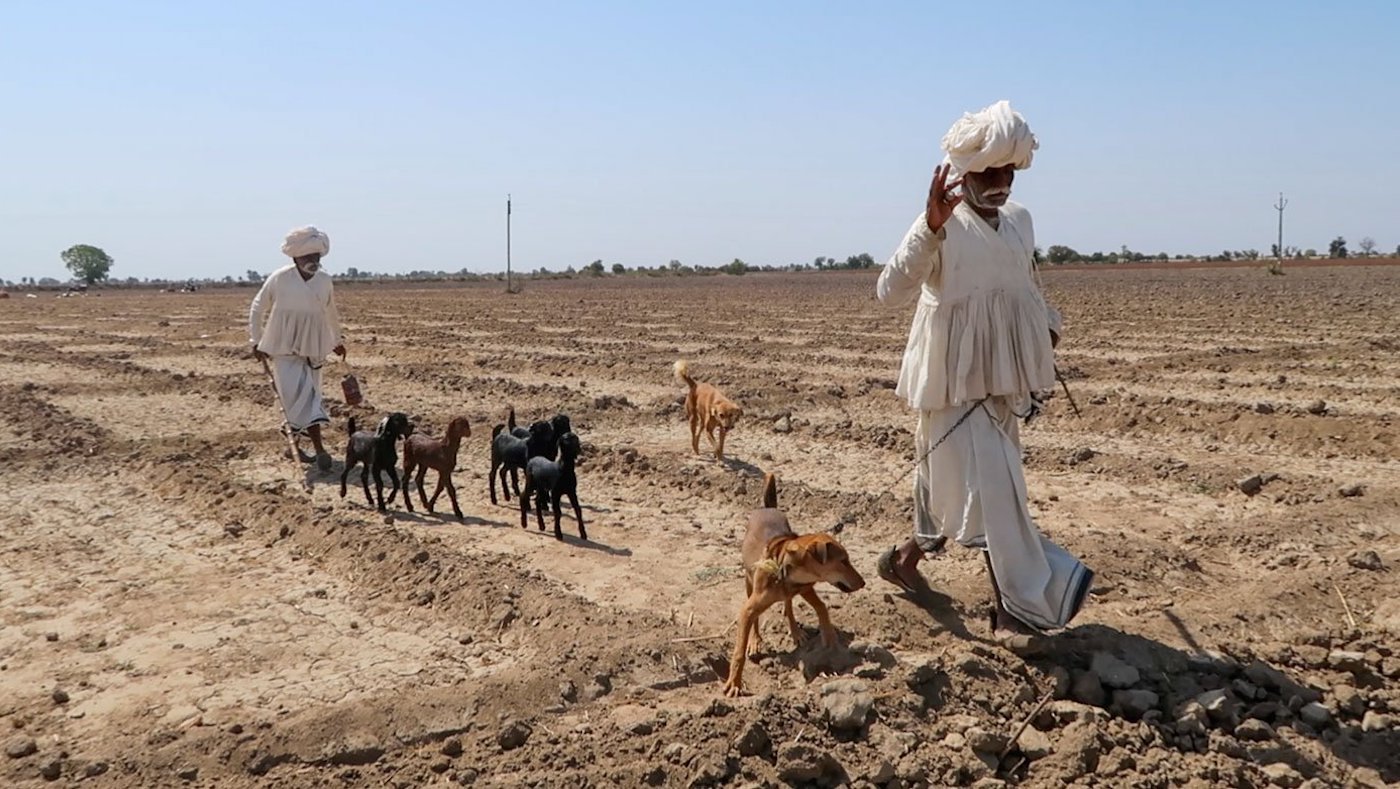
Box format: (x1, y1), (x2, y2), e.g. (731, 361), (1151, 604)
(492, 424), (505, 439)
(761, 472), (778, 509)
(506, 405), (518, 431)
(347, 416), (357, 435)
(673, 359), (696, 390)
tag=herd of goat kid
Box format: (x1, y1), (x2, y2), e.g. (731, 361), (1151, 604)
(337, 358), (861, 696)
(336, 359), (744, 544)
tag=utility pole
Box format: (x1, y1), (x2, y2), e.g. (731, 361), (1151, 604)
(1274, 192), (1287, 265)
(512, 193), (518, 292)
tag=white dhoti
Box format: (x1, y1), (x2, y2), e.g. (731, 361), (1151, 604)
(271, 355), (329, 434)
(914, 397), (1092, 631)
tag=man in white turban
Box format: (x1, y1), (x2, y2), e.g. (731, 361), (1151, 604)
(249, 226), (345, 471)
(874, 101), (1093, 636)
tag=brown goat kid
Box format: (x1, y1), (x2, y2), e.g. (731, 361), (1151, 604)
(402, 416), (472, 519)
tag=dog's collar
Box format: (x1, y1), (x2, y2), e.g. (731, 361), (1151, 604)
(758, 535), (796, 581)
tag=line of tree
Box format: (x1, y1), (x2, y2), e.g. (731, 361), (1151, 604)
(11, 235), (1400, 293)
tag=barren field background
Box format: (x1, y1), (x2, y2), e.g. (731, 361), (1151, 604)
(2, 266), (1397, 788)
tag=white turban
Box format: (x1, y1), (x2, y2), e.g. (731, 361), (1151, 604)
(281, 226), (331, 258)
(940, 100), (1038, 180)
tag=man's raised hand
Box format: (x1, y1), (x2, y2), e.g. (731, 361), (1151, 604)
(925, 163), (963, 233)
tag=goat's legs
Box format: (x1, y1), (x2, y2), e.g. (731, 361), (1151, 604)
(444, 475), (463, 519)
(566, 491), (586, 541)
(360, 464), (374, 507)
(401, 463), (416, 512)
(428, 475), (446, 514)
(383, 467), (401, 507)
(535, 490), (549, 532)
(370, 467), (386, 511)
(519, 478), (533, 529)
(339, 461), (355, 499)
(415, 466), (430, 510)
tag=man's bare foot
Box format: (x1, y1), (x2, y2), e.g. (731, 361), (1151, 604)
(992, 610), (1037, 636)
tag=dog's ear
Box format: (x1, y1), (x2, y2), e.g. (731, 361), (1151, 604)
(811, 540), (830, 565)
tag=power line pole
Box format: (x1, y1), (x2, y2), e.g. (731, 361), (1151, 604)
(512, 193), (518, 292)
(1274, 192), (1287, 264)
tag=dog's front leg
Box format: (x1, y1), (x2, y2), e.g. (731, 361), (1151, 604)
(799, 587), (838, 648)
(715, 426), (728, 460)
(724, 593), (777, 697)
(783, 596), (806, 647)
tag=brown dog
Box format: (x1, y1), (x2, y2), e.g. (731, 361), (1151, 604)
(674, 359), (742, 460)
(722, 473), (865, 697)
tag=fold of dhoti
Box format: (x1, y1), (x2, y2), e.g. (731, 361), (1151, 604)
(913, 397), (1093, 631)
(271, 355), (329, 434)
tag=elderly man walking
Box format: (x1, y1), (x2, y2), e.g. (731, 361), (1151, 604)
(249, 226), (345, 471)
(875, 101), (1093, 635)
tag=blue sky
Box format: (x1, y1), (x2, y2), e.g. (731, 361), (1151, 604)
(2, 1), (1396, 281)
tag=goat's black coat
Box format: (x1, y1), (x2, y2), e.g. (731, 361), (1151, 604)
(506, 407), (572, 460)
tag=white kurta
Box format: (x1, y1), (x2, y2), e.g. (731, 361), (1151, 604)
(878, 202), (1091, 631)
(248, 265), (342, 433)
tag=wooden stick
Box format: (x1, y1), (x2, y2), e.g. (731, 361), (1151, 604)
(1000, 685), (1056, 760)
(1334, 582), (1358, 629)
(687, 611), (694, 629)
(260, 357), (312, 493)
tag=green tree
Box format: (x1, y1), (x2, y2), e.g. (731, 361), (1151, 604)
(1329, 236), (1348, 258)
(61, 244), (113, 285)
(585, 260), (605, 275)
(843, 253), (875, 269)
(611, 262), (626, 275)
(1046, 245), (1079, 264)
(246, 269), (264, 282)
(724, 258), (748, 275)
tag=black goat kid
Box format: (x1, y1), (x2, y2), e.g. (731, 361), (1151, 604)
(340, 412), (413, 511)
(489, 419), (553, 504)
(520, 432), (586, 541)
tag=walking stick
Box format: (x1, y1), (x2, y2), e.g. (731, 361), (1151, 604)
(259, 355), (313, 493)
(1054, 366), (1081, 418)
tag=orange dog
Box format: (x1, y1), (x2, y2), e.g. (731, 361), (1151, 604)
(722, 473), (865, 697)
(674, 359), (742, 460)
